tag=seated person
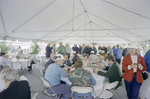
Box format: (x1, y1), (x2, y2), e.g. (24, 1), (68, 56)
(69, 60), (96, 99)
(0, 68), (31, 99)
(26, 51), (37, 71)
(16, 49), (25, 59)
(0, 52), (11, 70)
(82, 54), (92, 68)
(45, 54), (71, 99)
(43, 53), (56, 76)
(61, 54), (72, 68)
(97, 55), (108, 69)
(72, 51), (79, 65)
(99, 50), (107, 61)
(94, 55), (122, 89)
(89, 51), (99, 63)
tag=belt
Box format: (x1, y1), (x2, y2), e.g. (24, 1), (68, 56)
(46, 87), (51, 89)
(78, 96), (88, 98)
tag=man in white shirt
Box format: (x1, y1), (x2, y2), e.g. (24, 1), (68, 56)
(0, 52), (10, 71)
(16, 49), (25, 59)
(27, 51), (36, 71)
(97, 55), (108, 69)
(52, 43), (57, 54)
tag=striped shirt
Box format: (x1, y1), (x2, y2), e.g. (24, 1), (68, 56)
(45, 63), (67, 87)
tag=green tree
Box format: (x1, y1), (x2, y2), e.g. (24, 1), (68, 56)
(31, 42), (40, 54)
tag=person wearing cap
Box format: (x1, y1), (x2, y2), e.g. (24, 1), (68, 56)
(46, 43), (53, 59)
(72, 51), (79, 65)
(0, 52), (10, 71)
(0, 68), (31, 99)
(93, 45), (97, 54)
(99, 50), (107, 61)
(122, 43), (147, 99)
(43, 53), (56, 77)
(26, 51), (37, 71)
(68, 60), (96, 99)
(89, 51), (99, 64)
(115, 44), (122, 64)
(65, 43), (71, 59)
(16, 49), (25, 59)
(52, 43), (57, 54)
(72, 44), (79, 54)
(112, 46), (116, 57)
(102, 46), (107, 54)
(107, 46), (113, 55)
(44, 54), (71, 99)
(94, 55), (122, 90)
(87, 46), (93, 55)
(58, 41), (65, 55)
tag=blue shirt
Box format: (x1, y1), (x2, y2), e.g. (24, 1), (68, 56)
(115, 48), (122, 59)
(45, 63), (68, 87)
(144, 50), (150, 72)
(68, 69), (96, 99)
(112, 47), (116, 57)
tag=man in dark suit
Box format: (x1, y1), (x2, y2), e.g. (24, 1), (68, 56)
(45, 43), (53, 59)
(94, 55), (122, 89)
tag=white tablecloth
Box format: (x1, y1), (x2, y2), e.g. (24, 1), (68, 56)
(11, 58), (29, 70)
(36, 55), (46, 64)
(61, 68), (106, 91)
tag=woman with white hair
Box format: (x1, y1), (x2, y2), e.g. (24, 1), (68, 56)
(122, 43), (147, 99)
(0, 68), (31, 99)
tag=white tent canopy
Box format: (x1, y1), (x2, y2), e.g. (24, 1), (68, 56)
(0, 0), (150, 45)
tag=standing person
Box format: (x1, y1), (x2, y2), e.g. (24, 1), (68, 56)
(122, 43), (147, 99)
(93, 45), (97, 54)
(115, 44), (122, 64)
(65, 43), (71, 59)
(73, 44), (79, 54)
(107, 46), (113, 55)
(102, 46), (107, 54)
(45, 43), (53, 59)
(87, 45), (93, 55)
(112, 46), (116, 57)
(45, 54), (71, 99)
(78, 45), (82, 54)
(83, 45), (88, 54)
(52, 43), (57, 54)
(58, 41), (65, 55)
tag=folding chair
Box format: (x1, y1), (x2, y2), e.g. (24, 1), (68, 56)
(32, 92), (39, 99)
(95, 81), (119, 99)
(71, 86), (93, 99)
(40, 77), (61, 99)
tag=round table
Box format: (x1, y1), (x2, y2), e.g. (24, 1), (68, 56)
(61, 67), (106, 91)
(11, 58), (29, 70)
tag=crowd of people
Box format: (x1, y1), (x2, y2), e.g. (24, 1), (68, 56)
(0, 41), (150, 99)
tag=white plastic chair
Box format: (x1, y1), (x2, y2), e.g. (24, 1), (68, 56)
(95, 81), (119, 99)
(32, 92), (39, 99)
(19, 75), (28, 81)
(40, 77), (60, 99)
(71, 86), (93, 99)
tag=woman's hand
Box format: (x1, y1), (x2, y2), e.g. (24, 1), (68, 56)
(130, 63), (137, 69)
(138, 64), (142, 70)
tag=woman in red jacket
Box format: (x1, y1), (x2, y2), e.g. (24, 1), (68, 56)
(122, 43), (147, 99)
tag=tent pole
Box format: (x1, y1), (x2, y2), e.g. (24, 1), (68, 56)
(7, 0), (57, 36)
(0, 10), (7, 36)
(88, 12), (147, 40)
(102, 0), (150, 20)
(38, 11), (85, 40)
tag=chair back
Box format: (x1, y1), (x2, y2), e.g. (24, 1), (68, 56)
(104, 81), (119, 90)
(40, 77), (50, 87)
(71, 86), (93, 93)
(32, 92), (39, 99)
(19, 75), (28, 81)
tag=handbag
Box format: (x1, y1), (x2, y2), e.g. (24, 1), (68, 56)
(142, 72), (148, 80)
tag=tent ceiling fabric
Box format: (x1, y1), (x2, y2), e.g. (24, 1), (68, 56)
(0, 0), (150, 45)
